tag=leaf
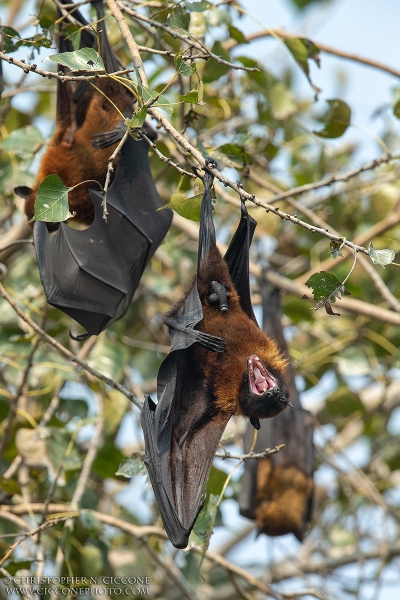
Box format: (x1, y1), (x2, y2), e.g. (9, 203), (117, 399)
(80, 545), (103, 578)
(179, 89), (199, 104)
(228, 24), (248, 45)
(168, 5), (190, 31)
(304, 271), (351, 316)
(159, 191), (203, 221)
(175, 51), (197, 77)
(88, 337), (129, 381)
(30, 174), (74, 223)
(116, 454), (147, 478)
(0, 26), (21, 52)
(329, 239), (345, 259)
(217, 143), (252, 167)
(369, 242), (395, 268)
(47, 48), (105, 72)
(314, 99), (351, 139)
(2, 126), (44, 158)
(269, 82), (297, 120)
(0, 476), (21, 495)
(104, 390), (128, 436)
(394, 99), (400, 119)
(46, 427), (82, 473)
(3, 558), (36, 575)
(205, 466), (227, 495)
(186, 494), (217, 559)
(185, 1), (212, 11)
(139, 86), (173, 116)
(284, 37), (321, 97)
(126, 107), (147, 130)
(202, 41), (230, 83)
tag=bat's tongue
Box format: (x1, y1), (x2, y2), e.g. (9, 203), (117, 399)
(248, 355), (276, 395)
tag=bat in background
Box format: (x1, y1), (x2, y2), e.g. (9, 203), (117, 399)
(15, 0), (143, 225)
(141, 160), (291, 549)
(239, 282), (315, 541)
(14, 0), (172, 337)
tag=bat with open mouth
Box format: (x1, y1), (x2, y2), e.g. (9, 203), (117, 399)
(141, 160), (291, 549)
(239, 282), (315, 541)
(14, 0), (172, 337)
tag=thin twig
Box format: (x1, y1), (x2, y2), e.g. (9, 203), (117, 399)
(226, 28), (400, 80)
(0, 282), (143, 408)
(140, 130), (196, 178)
(117, 1), (259, 73)
(215, 444), (284, 460)
(0, 516), (71, 568)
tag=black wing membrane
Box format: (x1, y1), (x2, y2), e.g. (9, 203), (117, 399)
(224, 200), (257, 323)
(34, 129), (172, 336)
(238, 282), (315, 540)
(33, 1), (171, 336)
(142, 164), (258, 549)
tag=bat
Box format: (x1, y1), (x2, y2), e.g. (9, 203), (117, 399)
(15, 0), (172, 337)
(141, 160), (291, 549)
(15, 0), (138, 225)
(238, 282), (315, 541)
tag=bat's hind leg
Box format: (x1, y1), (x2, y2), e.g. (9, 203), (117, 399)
(163, 316), (226, 352)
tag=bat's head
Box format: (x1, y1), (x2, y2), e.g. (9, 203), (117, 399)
(239, 354), (290, 419)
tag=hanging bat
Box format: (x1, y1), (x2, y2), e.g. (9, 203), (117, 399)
(14, 0), (172, 337)
(15, 0), (143, 225)
(239, 282), (315, 541)
(141, 160), (291, 549)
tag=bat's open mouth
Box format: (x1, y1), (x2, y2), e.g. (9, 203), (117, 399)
(248, 354), (277, 395)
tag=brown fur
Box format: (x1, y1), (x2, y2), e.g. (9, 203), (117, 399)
(255, 461), (313, 537)
(24, 78), (132, 226)
(171, 245), (288, 418)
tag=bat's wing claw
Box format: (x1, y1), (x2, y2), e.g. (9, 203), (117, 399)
(195, 331), (226, 352)
(92, 120), (127, 149)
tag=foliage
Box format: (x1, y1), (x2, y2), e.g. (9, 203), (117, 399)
(0, 0), (400, 599)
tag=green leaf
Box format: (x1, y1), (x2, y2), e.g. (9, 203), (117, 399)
(168, 5), (190, 31)
(228, 24), (248, 45)
(179, 89), (199, 104)
(80, 545), (103, 578)
(202, 41), (230, 83)
(284, 37), (320, 96)
(88, 337), (129, 381)
(314, 99), (351, 139)
(3, 558), (36, 576)
(104, 390), (129, 436)
(116, 454), (147, 478)
(205, 466), (227, 495)
(394, 99), (400, 119)
(369, 242), (395, 268)
(329, 239), (345, 259)
(0, 26), (21, 52)
(175, 51), (197, 77)
(60, 24), (82, 51)
(185, 1), (212, 11)
(303, 271), (351, 315)
(0, 476), (21, 495)
(217, 143), (252, 167)
(46, 427), (82, 473)
(3, 126), (44, 158)
(140, 86), (173, 116)
(30, 174), (74, 223)
(126, 107), (147, 130)
(159, 190), (203, 221)
(187, 494), (217, 559)
(47, 48), (105, 72)
(269, 82), (297, 120)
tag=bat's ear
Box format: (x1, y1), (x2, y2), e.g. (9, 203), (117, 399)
(14, 186), (33, 199)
